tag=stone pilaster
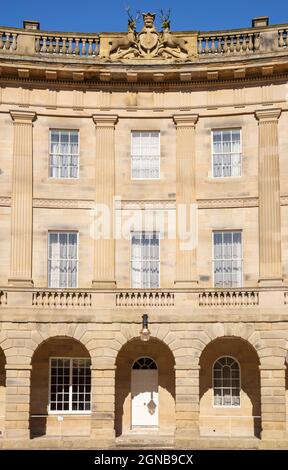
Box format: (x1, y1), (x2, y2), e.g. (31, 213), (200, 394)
(90, 366), (115, 445)
(92, 115), (118, 288)
(174, 365), (200, 443)
(255, 109), (282, 286)
(5, 364), (32, 439)
(259, 365), (286, 439)
(8, 110), (36, 287)
(173, 115), (199, 287)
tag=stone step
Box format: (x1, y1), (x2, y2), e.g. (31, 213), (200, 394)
(115, 434), (175, 449)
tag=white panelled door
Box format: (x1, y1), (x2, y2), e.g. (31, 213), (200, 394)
(131, 369), (158, 427)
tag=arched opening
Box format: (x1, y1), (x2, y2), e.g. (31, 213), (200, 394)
(0, 348), (6, 437)
(30, 336), (91, 438)
(115, 338), (175, 437)
(199, 337), (261, 438)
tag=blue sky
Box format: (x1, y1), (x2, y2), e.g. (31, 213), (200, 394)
(1, 0), (288, 32)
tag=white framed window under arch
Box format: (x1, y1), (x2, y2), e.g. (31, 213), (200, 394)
(212, 356), (241, 407)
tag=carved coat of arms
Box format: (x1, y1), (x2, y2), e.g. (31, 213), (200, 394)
(109, 12), (189, 60)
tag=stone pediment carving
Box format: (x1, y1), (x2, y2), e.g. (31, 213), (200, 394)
(109, 12), (189, 60)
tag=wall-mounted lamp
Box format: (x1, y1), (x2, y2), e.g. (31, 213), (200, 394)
(139, 314), (150, 342)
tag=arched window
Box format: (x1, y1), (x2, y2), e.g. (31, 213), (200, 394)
(132, 357), (157, 370)
(213, 356), (240, 407)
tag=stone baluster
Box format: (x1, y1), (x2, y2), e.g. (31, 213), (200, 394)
(223, 36), (228, 53)
(229, 35), (235, 53)
(278, 30), (284, 48)
(62, 37), (67, 54)
(41, 36), (47, 53)
(48, 36), (54, 53)
(255, 109), (282, 286)
(75, 38), (80, 55)
(88, 39), (93, 55)
(5, 34), (10, 51)
(217, 36), (222, 53)
(236, 34), (241, 52)
(68, 38), (73, 55)
(248, 33), (253, 51)
(9, 111), (36, 287)
(211, 37), (216, 53)
(81, 38), (86, 56)
(92, 115), (118, 288)
(173, 115), (199, 287)
(54, 37), (60, 54)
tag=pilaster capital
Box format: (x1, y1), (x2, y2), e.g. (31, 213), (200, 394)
(92, 114), (118, 128)
(9, 110), (37, 123)
(5, 364), (32, 370)
(255, 108), (281, 122)
(173, 114), (199, 128)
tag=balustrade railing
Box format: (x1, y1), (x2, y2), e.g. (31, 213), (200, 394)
(198, 31), (260, 55)
(34, 34), (100, 57)
(116, 291), (174, 307)
(32, 291), (92, 308)
(199, 290), (259, 307)
(0, 23), (288, 60)
(0, 30), (17, 52)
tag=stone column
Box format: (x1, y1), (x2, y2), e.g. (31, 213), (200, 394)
(90, 366), (115, 445)
(5, 364), (32, 439)
(92, 115), (118, 288)
(8, 110), (36, 287)
(174, 365), (200, 444)
(260, 365), (286, 439)
(255, 109), (282, 286)
(173, 115), (199, 287)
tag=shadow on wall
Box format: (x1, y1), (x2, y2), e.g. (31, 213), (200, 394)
(115, 337), (175, 437)
(199, 336), (261, 438)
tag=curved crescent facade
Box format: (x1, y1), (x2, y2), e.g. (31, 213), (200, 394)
(0, 15), (288, 448)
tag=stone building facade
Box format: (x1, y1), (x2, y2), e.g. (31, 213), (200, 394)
(0, 15), (288, 449)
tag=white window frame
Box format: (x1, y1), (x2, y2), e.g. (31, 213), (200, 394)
(48, 357), (91, 415)
(212, 356), (241, 408)
(212, 230), (243, 288)
(130, 231), (160, 288)
(211, 128), (242, 178)
(131, 131), (161, 180)
(48, 231), (79, 288)
(49, 129), (80, 179)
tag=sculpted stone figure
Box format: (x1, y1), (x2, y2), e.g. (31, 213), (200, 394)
(109, 18), (138, 59)
(109, 11), (189, 60)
